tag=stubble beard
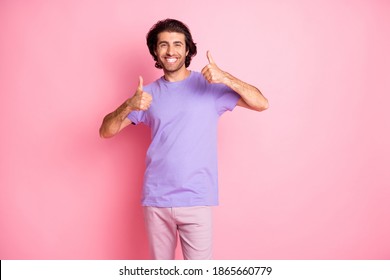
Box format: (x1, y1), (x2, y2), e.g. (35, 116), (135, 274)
(159, 57), (186, 74)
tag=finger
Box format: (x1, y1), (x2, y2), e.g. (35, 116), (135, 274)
(201, 63), (212, 75)
(138, 76), (143, 91)
(142, 92), (152, 105)
(207, 50), (215, 64)
(140, 98), (152, 110)
(143, 94), (152, 103)
(201, 65), (207, 76)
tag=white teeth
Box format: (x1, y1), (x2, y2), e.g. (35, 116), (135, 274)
(166, 58), (177, 63)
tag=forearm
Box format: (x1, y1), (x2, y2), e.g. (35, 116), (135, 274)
(99, 76), (152, 138)
(223, 72), (269, 111)
(99, 99), (132, 138)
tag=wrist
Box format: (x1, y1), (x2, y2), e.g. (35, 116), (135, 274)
(222, 72), (233, 87)
(113, 99), (133, 120)
(125, 97), (136, 111)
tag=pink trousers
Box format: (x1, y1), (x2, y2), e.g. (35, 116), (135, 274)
(143, 206), (213, 260)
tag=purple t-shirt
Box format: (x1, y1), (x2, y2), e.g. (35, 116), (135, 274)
(127, 71), (240, 207)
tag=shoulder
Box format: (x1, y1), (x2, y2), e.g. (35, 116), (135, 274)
(190, 71), (206, 82)
(190, 71), (227, 91)
(144, 77), (161, 89)
(187, 71), (211, 91)
(142, 77), (163, 95)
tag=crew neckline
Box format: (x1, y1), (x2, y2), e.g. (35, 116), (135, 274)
(160, 71), (193, 85)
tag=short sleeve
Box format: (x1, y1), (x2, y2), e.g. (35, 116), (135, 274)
(127, 110), (146, 125)
(214, 84), (240, 115)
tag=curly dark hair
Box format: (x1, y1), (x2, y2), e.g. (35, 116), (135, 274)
(146, 19), (197, 69)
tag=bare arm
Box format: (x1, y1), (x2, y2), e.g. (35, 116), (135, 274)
(99, 100), (134, 138)
(99, 76), (152, 138)
(201, 51), (269, 112)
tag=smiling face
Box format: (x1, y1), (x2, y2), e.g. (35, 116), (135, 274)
(154, 31), (189, 75)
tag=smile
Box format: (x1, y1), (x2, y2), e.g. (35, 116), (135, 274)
(165, 57), (178, 63)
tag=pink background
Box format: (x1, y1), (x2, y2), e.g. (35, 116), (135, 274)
(1, 0), (389, 259)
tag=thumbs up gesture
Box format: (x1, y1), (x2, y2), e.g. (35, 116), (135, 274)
(128, 76), (152, 111)
(201, 51), (226, 84)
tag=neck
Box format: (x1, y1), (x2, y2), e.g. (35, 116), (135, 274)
(163, 67), (190, 82)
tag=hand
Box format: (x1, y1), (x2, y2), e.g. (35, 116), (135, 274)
(201, 51), (226, 84)
(127, 76), (152, 111)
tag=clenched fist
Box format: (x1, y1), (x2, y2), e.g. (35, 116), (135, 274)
(127, 76), (152, 111)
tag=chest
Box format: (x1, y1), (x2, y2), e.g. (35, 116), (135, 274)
(146, 88), (217, 127)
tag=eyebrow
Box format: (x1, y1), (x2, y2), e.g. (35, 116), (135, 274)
(158, 40), (184, 45)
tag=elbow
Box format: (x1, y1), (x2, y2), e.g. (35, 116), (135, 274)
(99, 115), (118, 139)
(255, 99), (269, 112)
(99, 132), (108, 139)
(99, 129), (108, 139)
(99, 126), (114, 139)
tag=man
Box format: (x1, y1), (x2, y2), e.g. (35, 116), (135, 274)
(99, 19), (268, 260)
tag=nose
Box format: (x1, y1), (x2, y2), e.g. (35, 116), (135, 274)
(166, 45), (174, 55)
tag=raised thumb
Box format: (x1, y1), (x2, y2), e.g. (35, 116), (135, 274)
(207, 50), (215, 64)
(138, 76), (143, 91)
